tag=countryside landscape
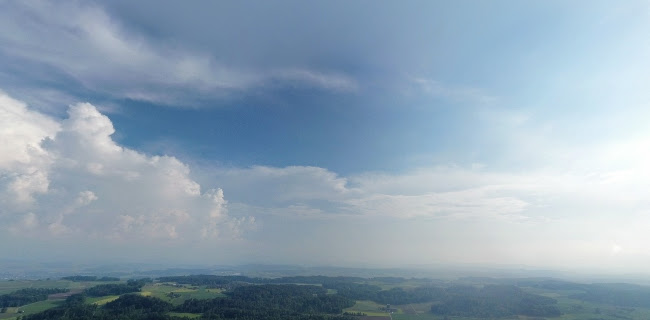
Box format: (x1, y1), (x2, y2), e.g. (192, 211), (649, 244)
(3, 265), (650, 320)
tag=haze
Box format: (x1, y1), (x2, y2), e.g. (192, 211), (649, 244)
(1, 0), (650, 274)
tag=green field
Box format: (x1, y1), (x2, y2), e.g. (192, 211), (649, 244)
(397, 302), (433, 315)
(0, 279), (122, 319)
(0, 299), (63, 320)
(345, 300), (392, 316)
(0, 280), (226, 319)
(139, 283), (225, 305)
(516, 286), (650, 320)
(392, 314), (444, 320)
(167, 312), (202, 318)
(352, 284), (650, 320)
(0, 280), (79, 320)
(87, 295), (120, 305)
(0, 280), (87, 295)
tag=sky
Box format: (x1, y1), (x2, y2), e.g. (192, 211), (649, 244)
(1, 0), (650, 273)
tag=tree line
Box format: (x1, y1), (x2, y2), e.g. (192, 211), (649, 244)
(0, 288), (69, 308)
(83, 279), (151, 297)
(61, 276), (120, 282)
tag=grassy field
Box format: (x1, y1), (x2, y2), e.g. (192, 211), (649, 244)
(392, 314), (443, 320)
(0, 299), (64, 320)
(357, 285), (650, 320)
(552, 296), (650, 320)
(0, 280), (87, 295)
(167, 312), (202, 318)
(0, 280), (79, 320)
(0, 280), (226, 318)
(139, 283), (225, 305)
(397, 302), (432, 315)
(0, 279), (124, 319)
(520, 286), (650, 320)
(87, 295), (120, 305)
(345, 300), (393, 316)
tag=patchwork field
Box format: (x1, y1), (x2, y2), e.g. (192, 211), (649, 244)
(6, 276), (650, 320)
(0, 280), (87, 295)
(139, 283), (226, 305)
(345, 300), (393, 316)
(0, 279), (228, 319)
(0, 299), (63, 320)
(0, 280), (99, 320)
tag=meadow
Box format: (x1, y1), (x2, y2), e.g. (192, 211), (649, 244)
(138, 283), (225, 305)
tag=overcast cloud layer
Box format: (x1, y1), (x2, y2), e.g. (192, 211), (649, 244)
(1, 1), (650, 272)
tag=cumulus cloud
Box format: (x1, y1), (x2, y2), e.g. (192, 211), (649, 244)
(0, 1), (357, 107)
(0, 91), (58, 206)
(0, 91), (253, 240)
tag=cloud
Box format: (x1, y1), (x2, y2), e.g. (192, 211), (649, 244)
(410, 77), (497, 105)
(213, 165), (349, 205)
(3, 88), (650, 268)
(0, 91), (59, 206)
(0, 1), (357, 107)
(206, 142), (650, 228)
(208, 165), (536, 222)
(202, 158), (650, 268)
(271, 69), (358, 92)
(0, 91), (253, 240)
(342, 189), (530, 220)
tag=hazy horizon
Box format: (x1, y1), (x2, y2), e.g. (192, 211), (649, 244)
(2, 1), (650, 274)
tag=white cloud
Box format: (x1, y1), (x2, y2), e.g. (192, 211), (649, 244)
(75, 190), (98, 207)
(0, 91), (253, 241)
(0, 91), (59, 207)
(208, 146), (650, 235)
(210, 165), (536, 221)
(343, 189), (530, 220)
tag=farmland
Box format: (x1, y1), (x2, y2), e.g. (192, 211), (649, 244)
(138, 283), (226, 305)
(3, 275), (650, 319)
(0, 278), (228, 320)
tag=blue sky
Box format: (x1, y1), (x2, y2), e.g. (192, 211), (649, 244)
(1, 0), (650, 272)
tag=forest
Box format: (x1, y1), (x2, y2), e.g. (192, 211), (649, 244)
(83, 279), (152, 297)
